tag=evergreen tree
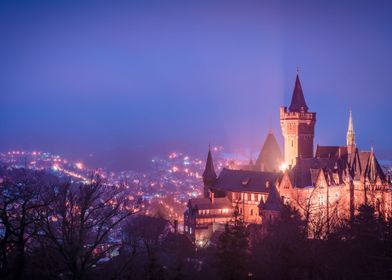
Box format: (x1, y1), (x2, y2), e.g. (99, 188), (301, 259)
(250, 205), (307, 280)
(216, 209), (250, 280)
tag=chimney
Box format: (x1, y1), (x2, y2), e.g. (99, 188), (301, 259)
(210, 190), (215, 204)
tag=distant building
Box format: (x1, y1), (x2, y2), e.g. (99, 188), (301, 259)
(184, 74), (392, 243)
(183, 191), (233, 246)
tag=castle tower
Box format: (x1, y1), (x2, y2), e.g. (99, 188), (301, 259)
(280, 74), (316, 168)
(203, 145), (217, 197)
(346, 110), (356, 154)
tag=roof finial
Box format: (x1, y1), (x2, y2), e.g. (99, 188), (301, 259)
(296, 66), (300, 75)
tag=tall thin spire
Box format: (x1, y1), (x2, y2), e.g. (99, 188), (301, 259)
(289, 74), (309, 112)
(203, 145), (217, 181)
(347, 110), (356, 149)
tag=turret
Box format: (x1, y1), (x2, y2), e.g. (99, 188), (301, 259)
(259, 184), (282, 225)
(280, 73), (316, 168)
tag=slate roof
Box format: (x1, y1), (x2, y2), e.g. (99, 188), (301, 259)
(260, 185), (282, 211)
(255, 130), (283, 172)
(315, 145), (348, 159)
(214, 168), (280, 193)
(188, 197), (232, 210)
(289, 147), (387, 187)
(289, 74), (309, 112)
(203, 147), (217, 180)
(290, 157), (339, 187)
(363, 149), (386, 182)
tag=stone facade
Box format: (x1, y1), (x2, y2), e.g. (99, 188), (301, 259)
(184, 74), (392, 242)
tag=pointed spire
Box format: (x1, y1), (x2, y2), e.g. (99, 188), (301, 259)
(364, 147), (386, 183)
(261, 184), (282, 212)
(347, 110), (356, 149)
(366, 146), (377, 183)
(289, 74), (309, 112)
(255, 131), (283, 172)
(348, 110), (354, 132)
(203, 145), (217, 181)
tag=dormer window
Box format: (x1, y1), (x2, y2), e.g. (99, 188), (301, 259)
(242, 178), (250, 186)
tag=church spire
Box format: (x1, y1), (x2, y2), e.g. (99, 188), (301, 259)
(289, 74), (309, 112)
(203, 145), (217, 183)
(347, 110), (356, 153)
(203, 145), (217, 197)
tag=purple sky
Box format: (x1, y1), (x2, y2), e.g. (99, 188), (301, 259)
(1, 0), (392, 169)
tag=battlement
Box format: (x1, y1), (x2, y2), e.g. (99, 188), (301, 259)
(280, 106), (316, 121)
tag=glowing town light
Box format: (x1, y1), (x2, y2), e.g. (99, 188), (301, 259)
(75, 162), (83, 169)
(279, 163), (288, 172)
(169, 152), (177, 159)
(172, 166), (179, 172)
(52, 164), (59, 171)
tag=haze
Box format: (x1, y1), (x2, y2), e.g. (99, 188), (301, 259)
(1, 0), (391, 170)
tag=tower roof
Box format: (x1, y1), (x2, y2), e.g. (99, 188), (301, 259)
(289, 74), (309, 112)
(203, 146), (217, 180)
(347, 110), (356, 147)
(261, 184), (282, 212)
(348, 110), (354, 133)
(255, 130), (283, 172)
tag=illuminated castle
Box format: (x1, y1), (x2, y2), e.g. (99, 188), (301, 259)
(184, 74), (392, 244)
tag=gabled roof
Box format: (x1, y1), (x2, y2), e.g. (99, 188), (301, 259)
(364, 148), (386, 183)
(289, 74), (309, 112)
(188, 197), (232, 210)
(214, 168), (280, 193)
(203, 147), (217, 180)
(348, 149), (386, 182)
(290, 158), (340, 187)
(255, 130), (283, 172)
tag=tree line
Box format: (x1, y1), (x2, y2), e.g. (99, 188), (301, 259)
(1, 167), (392, 280)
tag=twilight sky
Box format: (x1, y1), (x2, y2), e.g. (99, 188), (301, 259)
(1, 0), (392, 169)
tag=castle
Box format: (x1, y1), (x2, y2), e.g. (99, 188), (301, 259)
(184, 74), (392, 244)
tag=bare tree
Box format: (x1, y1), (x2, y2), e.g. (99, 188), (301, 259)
(121, 215), (169, 280)
(292, 186), (344, 239)
(40, 175), (136, 280)
(0, 168), (49, 280)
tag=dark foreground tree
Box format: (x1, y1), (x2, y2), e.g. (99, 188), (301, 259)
(0, 168), (52, 280)
(250, 205), (307, 280)
(121, 215), (168, 280)
(216, 210), (250, 280)
(344, 204), (392, 279)
(40, 176), (135, 280)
